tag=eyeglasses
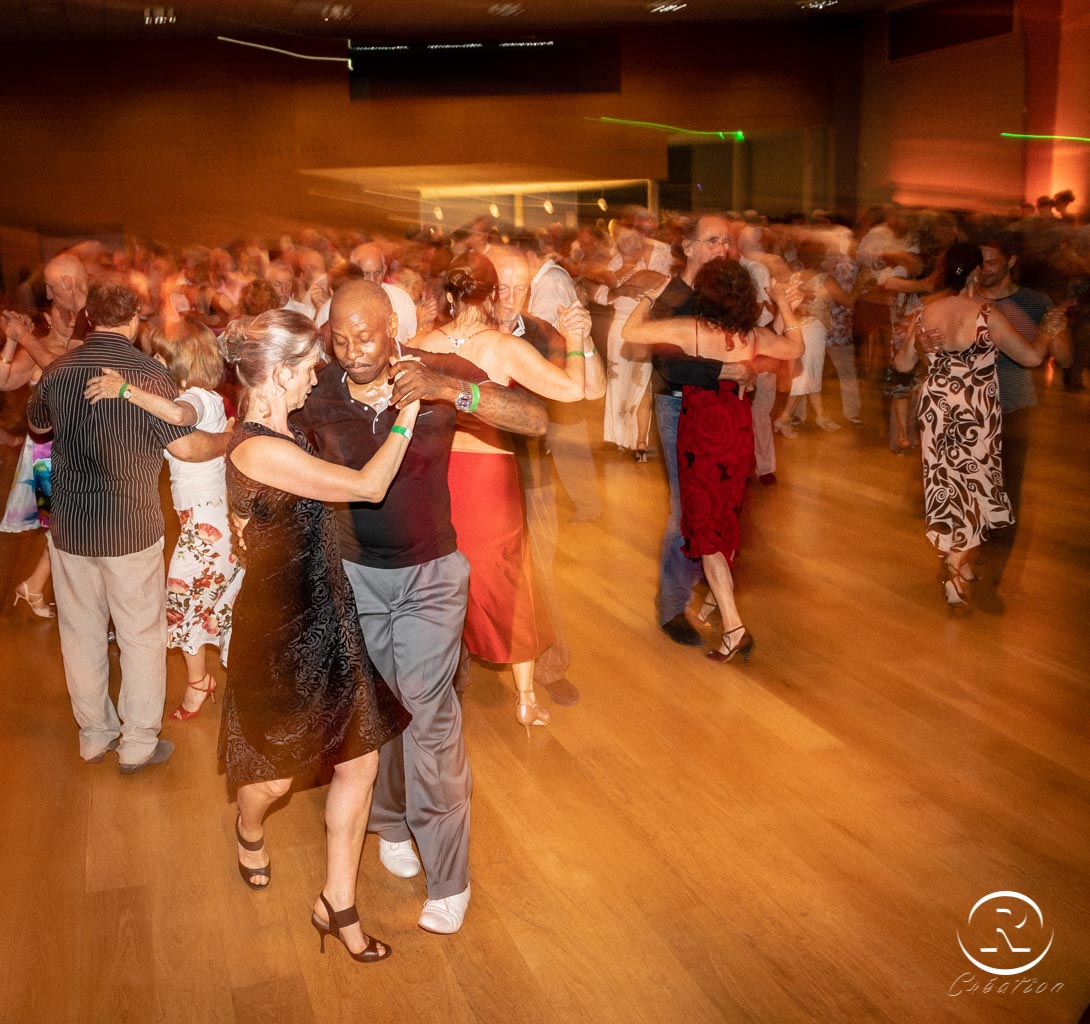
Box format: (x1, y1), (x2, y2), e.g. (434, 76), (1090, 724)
(697, 237), (732, 247)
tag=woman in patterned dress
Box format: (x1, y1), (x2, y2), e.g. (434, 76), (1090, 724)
(894, 244), (1054, 605)
(599, 228), (666, 457)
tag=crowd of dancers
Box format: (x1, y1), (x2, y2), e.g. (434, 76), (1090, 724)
(0, 195), (1084, 958)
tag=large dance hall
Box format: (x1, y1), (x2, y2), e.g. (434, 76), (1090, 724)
(1, 1), (1089, 1023)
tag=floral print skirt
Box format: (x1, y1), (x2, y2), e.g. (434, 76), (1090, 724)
(166, 497), (244, 662)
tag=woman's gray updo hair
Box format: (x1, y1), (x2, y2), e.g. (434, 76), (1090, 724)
(219, 309), (321, 416)
(219, 309), (320, 387)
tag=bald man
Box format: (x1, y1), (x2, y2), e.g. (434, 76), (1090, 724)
(0, 252), (90, 390)
(509, 232), (604, 523)
(488, 246), (606, 706)
(314, 243), (417, 344)
(293, 280), (546, 934)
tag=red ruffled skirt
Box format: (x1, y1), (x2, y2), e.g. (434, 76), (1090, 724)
(677, 383), (754, 567)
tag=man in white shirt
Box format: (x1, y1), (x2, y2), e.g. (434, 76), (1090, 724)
(489, 246), (604, 706)
(517, 234), (602, 523)
(738, 225), (785, 482)
(630, 207), (674, 277)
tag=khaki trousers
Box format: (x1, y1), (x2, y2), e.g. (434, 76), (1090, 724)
(49, 536), (167, 763)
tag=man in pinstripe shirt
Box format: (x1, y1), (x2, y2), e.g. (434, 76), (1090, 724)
(28, 279), (229, 772)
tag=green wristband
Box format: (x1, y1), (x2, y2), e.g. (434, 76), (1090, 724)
(566, 350), (587, 359)
(390, 424), (412, 441)
(468, 382), (481, 413)
(118, 382), (130, 400)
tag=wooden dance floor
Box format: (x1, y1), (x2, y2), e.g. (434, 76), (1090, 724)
(1, 376), (1088, 1024)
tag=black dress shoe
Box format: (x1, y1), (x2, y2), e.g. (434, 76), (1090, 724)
(661, 613), (703, 647)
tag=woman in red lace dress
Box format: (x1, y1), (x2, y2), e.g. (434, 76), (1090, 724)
(623, 258), (803, 662)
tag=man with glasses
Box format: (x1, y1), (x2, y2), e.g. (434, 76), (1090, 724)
(650, 214), (756, 646)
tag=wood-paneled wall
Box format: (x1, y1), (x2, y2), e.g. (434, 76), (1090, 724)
(0, 23), (862, 245)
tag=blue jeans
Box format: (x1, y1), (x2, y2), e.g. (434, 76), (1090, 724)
(655, 393), (698, 623)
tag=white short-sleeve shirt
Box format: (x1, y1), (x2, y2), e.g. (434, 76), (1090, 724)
(164, 387), (227, 511)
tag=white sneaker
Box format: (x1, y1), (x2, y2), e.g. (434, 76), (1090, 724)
(378, 838), (421, 879)
(418, 883), (471, 934)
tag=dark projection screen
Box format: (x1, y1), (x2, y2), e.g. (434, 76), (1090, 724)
(349, 36), (621, 99)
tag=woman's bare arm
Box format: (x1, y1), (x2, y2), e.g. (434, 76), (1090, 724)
(621, 297), (698, 353)
(85, 368), (199, 426)
(488, 328), (586, 402)
(753, 325), (804, 361)
(230, 404), (419, 504)
(894, 320), (920, 373)
(986, 304), (1048, 367)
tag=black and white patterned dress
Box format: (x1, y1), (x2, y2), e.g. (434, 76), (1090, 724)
(918, 305), (1013, 553)
(219, 421), (411, 786)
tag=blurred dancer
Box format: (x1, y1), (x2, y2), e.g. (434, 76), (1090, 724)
(513, 233), (603, 523)
(415, 254), (601, 735)
(490, 245), (602, 706)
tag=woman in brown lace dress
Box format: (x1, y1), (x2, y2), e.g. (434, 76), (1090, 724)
(221, 310), (416, 963)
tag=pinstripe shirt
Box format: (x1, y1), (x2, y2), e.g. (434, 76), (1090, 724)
(27, 331), (194, 557)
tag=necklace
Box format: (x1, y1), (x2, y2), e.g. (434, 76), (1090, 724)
(441, 325), (486, 353)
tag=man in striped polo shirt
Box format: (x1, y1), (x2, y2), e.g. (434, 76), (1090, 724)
(28, 279), (229, 772)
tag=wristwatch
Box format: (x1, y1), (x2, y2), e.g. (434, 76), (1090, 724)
(454, 381), (474, 412)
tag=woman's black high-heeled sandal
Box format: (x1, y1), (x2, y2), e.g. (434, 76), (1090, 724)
(311, 893), (391, 963)
(235, 814), (271, 890)
(707, 625), (754, 664)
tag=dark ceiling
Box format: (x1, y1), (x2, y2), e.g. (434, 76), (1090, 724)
(0, 0), (883, 40)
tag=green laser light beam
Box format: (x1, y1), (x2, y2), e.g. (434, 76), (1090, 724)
(1001, 132), (1090, 143)
(590, 117), (744, 140)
